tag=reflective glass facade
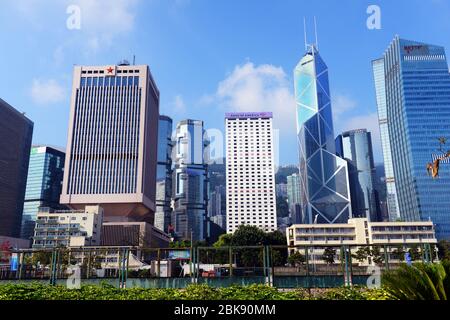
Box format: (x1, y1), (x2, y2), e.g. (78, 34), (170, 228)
(372, 58), (400, 220)
(172, 120), (208, 241)
(21, 146), (65, 239)
(375, 37), (450, 239)
(287, 173), (302, 224)
(154, 115), (173, 233)
(294, 46), (352, 224)
(336, 130), (380, 222)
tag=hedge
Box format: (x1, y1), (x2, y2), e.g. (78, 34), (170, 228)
(0, 283), (394, 300)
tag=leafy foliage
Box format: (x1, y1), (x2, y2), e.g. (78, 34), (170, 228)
(382, 262), (450, 300)
(212, 225), (288, 267)
(437, 240), (450, 261)
(352, 247), (371, 263)
(0, 283), (392, 300)
(322, 247), (337, 265)
(391, 246), (406, 261)
(288, 251), (306, 267)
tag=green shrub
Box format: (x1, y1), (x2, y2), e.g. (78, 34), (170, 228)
(0, 283), (391, 300)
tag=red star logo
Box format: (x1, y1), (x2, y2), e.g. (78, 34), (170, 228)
(107, 67), (114, 74)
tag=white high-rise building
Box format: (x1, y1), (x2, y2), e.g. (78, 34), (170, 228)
(225, 112), (277, 233)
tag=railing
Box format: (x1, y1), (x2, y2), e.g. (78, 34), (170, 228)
(0, 243), (438, 289)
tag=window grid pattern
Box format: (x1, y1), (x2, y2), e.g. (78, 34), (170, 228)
(67, 77), (141, 195)
(225, 116), (277, 233)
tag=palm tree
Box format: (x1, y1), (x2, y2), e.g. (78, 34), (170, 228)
(382, 261), (450, 300)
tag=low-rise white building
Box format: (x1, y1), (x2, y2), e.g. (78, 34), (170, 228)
(287, 218), (436, 246)
(32, 206), (103, 248)
(286, 218), (437, 264)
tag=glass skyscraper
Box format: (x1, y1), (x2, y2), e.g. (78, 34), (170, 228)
(372, 58), (400, 220)
(287, 173), (302, 224)
(373, 36), (450, 239)
(0, 98), (33, 238)
(21, 145), (66, 240)
(154, 115), (173, 233)
(172, 119), (209, 241)
(336, 129), (380, 222)
(294, 45), (352, 224)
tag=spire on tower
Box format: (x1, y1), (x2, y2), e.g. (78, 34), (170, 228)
(303, 17), (307, 51)
(303, 17), (319, 53)
(314, 16), (319, 50)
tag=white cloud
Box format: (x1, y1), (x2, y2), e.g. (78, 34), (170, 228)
(207, 61), (296, 137)
(332, 94), (358, 119)
(173, 95), (187, 114)
(203, 61), (382, 161)
(7, 0), (139, 55)
(30, 79), (66, 105)
(75, 0), (138, 34)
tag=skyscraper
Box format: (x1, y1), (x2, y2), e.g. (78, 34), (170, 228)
(373, 36), (450, 239)
(294, 44), (352, 224)
(172, 119), (209, 241)
(225, 112), (277, 233)
(372, 58), (400, 220)
(154, 115), (173, 233)
(287, 173), (302, 224)
(336, 129), (380, 222)
(0, 98), (33, 238)
(21, 145), (66, 240)
(60, 63), (159, 223)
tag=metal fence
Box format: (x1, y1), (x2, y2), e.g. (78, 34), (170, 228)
(0, 243), (438, 288)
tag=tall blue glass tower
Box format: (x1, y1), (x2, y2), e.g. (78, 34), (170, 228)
(372, 58), (400, 221)
(294, 44), (352, 224)
(336, 129), (380, 222)
(373, 36), (450, 239)
(21, 145), (65, 240)
(155, 115), (173, 234)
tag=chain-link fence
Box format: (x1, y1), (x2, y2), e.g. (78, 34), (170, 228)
(0, 243), (438, 288)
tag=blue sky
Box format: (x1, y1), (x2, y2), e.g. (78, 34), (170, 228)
(1, 0), (450, 165)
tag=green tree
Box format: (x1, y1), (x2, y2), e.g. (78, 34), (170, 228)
(170, 240), (191, 248)
(352, 246), (371, 263)
(31, 251), (52, 266)
(370, 246), (385, 266)
(392, 246), (406, 262)
(265, 230), (286, 246)
(437, 240), (450, 262)
(408, 245), (421, 261)
(322, 247), (337, 265)
(288, 251), (306, 268)
(211, 225), (290, 268)
(213, 234), (232, 248)
(230, 225), (266, 246)
(382, 261), (450, 300)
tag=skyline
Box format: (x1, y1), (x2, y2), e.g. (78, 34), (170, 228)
(2, 1), (450, 164)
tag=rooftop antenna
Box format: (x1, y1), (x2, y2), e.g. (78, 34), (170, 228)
(314, 16), (319, 50)
(133, 55), (136, 66)
(303, 17), (307, 51)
